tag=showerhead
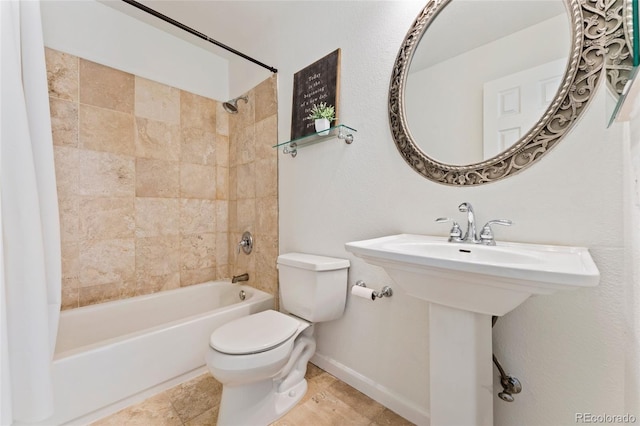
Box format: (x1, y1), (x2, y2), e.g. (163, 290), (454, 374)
(223, 96), (248, 114)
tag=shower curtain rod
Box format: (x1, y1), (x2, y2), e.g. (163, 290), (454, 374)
(121, 0), (278, 74)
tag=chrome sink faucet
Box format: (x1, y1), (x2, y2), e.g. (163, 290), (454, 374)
(458, 202), (480, 244)
(436, 202), (513, 245)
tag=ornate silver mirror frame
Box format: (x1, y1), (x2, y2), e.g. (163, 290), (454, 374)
(389, 0), (607, 186)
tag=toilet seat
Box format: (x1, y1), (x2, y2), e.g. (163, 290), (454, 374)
(210, 310), (301, 355)
(206, 311), (310, 380)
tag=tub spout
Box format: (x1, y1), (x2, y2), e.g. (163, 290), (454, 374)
(232, 273), (249, 283)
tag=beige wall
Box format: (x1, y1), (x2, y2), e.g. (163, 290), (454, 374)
(46, 48), (278, 310)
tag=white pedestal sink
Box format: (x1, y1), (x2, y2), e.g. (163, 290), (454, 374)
(345, 234), (600, 426)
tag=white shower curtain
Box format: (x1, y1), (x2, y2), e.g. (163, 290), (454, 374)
(0, 0), (62, 423)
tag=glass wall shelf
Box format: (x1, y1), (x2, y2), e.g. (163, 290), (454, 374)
(273, 124), (357, 157)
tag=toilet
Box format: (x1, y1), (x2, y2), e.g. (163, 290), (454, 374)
(206, 253), (350, 426)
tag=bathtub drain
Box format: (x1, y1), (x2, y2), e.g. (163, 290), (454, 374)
(239, 290), (246, 301)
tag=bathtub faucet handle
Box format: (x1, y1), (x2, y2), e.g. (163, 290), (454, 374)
(237, 231), (253, 255)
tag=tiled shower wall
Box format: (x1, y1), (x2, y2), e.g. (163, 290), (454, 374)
(228, 78), (278, 297)
(46, 48), (278, 310)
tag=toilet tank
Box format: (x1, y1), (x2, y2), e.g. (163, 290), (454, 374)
(277, 253), (350, 322)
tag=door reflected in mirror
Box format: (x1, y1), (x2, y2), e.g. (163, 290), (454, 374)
(405, 0), (569, 165)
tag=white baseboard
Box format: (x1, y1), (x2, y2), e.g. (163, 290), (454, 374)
(310, 353), (430, 425)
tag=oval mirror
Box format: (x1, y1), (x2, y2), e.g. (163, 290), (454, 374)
(389, 0), (607, 185)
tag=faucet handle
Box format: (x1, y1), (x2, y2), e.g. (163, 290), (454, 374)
(237, 231), (253, 255)
(435, 217), (463, 242)
(480, 220), (513, 245)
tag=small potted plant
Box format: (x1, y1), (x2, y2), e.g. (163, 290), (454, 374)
(307, 102), (336, 135)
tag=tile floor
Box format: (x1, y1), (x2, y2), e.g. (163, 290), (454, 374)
(91, 363), (415, 426)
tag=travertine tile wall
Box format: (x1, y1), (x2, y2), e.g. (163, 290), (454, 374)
(228, 76), (279, 298)
(46, 48), (278, 310)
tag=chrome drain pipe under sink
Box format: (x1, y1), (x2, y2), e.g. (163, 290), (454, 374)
(492, 316), (522, 402)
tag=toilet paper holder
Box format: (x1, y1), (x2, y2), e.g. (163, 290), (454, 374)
(354, 280), (393, 299)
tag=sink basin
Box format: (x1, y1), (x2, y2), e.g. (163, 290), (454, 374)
(345, 234), (600, 315)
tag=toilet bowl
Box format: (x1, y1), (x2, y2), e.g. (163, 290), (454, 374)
(206, 253), (349, 426)
(206, 310), (311, 386)
(206, 310), (315, 425)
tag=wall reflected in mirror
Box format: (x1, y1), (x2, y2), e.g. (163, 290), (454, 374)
(607, 0), (638, 126)
(405, 0), (568, 165)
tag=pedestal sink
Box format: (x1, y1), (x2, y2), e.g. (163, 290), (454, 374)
(345, 234), (599, 316)
(345, 234), (600, 426)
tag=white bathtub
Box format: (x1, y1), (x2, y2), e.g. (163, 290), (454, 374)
(45, 281), (274, 425)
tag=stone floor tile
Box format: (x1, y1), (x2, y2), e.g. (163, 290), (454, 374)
(299, 369), (339, 405)
(91, 393), (182, 426)
(328, 379), (387, 421)
(274, 389), (371, 426)
(370, 407), (416, 426)
(185, 406), (219, 426)
(166, 373), (221, 423)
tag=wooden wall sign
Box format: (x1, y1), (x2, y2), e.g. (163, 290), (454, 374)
(290, 49), (341, 140)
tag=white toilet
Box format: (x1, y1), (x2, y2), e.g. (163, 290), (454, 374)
(206, 253), (350, 426)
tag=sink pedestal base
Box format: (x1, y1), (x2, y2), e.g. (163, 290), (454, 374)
(429, 303), (493, 426)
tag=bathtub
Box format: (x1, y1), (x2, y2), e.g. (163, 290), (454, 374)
(45, 281), (274, 425)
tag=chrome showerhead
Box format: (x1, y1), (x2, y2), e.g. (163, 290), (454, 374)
(222, 95), (248, 114)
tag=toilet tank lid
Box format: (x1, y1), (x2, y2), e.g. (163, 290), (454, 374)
(277, 253), (350, 271)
